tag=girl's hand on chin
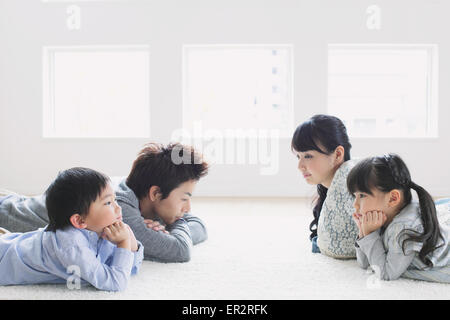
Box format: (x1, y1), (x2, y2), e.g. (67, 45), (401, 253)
(361, 210), (387, 237)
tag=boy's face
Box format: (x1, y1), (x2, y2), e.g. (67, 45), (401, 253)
(83, 183), (122, 234)
(154, 180), (197, 225)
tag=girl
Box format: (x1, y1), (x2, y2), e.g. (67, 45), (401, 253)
(347, 154), (450, 282)
(291, 114), (359, 258)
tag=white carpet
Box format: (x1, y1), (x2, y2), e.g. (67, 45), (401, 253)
(0, 197), (449, 300)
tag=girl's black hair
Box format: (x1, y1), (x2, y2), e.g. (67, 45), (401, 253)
(291, 114), (352, 240)
(347, 154), (443, 266)
(45, 167), (110, 232)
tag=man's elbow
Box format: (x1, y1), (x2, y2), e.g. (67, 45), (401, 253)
(176, 245), (192, 262)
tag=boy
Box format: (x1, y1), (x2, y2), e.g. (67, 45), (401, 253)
(0, 167), (143, 291)
(0, 142), (209, 263)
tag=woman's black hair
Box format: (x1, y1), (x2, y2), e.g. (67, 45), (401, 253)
(291, 114), (352, 240)
(45, 167), (110, 232)
(347, 154), (443, 266)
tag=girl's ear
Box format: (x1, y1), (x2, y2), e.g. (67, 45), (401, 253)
(388, 189), (402, 207)
(69, 214), (87, 229)
(148, 185), (162, 202)
(334, 145), (345, 164)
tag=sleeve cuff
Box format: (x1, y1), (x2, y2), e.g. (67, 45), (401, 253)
(112, 247), (134, 272)
(356, 229), (381, 251)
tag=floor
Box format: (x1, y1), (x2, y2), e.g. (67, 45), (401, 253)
(0, 197), (449, 300)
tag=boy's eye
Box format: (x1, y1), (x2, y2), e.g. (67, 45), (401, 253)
(304, 154), (312, 159)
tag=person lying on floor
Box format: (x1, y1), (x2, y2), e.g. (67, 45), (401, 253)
(347, 154), (450, 283)
(0, 142), (209, 263)
(115, 142), (209, 262)
(0, 167), (143, 291)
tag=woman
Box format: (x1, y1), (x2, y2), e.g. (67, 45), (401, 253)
(291, 114), (358, 258)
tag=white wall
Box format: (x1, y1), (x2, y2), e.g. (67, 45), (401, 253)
(1, 0), (449, 197)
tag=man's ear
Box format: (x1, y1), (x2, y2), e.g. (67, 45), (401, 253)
(388, 189), (402, 208)
(334, 145), (345, 165)
(148, 186), (162, 202)
(69, 214), (87, 229)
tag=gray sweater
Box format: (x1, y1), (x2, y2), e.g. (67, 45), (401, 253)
(114, 179), (208, 263)
(356, 201), (450, 281)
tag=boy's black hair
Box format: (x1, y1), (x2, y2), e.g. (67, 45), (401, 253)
(291, 114), (352, 241)
(126, 142), (209, 200)
(45, 167), (110, 232)
(347, 154), (443, 266)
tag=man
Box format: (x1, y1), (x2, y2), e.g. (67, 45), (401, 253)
(116, 142), (209, 262)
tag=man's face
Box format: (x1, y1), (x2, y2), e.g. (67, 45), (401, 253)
(154, 180), (197, 225)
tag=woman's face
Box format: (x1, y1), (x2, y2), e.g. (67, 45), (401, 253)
(295, 149), (338, 187)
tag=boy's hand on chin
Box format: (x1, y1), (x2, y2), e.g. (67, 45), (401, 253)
(102, 221), (131, 251)
(125, 224), (139, 252)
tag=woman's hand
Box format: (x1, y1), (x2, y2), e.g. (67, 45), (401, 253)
(360, 210), (387, 237)
(143, 219), (169, 234)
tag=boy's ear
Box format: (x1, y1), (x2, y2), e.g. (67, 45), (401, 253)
(148, 186), (162, 202)
(388, 189), (402, 207)
(69, 214), (87, 229)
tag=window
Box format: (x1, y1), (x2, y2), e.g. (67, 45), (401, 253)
(183, 45), (294, 137)
(43, 45), (150, 138)
(328, 44), (438, 138)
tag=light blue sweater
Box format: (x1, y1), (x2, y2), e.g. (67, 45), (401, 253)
(0, 226), (143, 291)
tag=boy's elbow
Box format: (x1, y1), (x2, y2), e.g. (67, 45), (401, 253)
(96, 273), (130, 292)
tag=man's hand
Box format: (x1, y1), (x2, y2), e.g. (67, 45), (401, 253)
(143, 219), (169, 234)
(360, 210), (387, 237)
(102, 221), (131, 251)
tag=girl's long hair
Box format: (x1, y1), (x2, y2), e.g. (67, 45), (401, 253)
(347, 154), (443, 266)
(291, 114), (352, 240)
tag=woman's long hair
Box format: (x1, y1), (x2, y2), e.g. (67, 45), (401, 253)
(347, 154), (443, 266)
(291, 114), (352, 240)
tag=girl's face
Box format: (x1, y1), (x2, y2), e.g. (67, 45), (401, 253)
(352, 188), (390, 216)
(295, 149), (338, 187)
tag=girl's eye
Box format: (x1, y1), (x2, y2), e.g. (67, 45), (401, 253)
(304, 154), (313, 159)
(359, 194), (366, 198)
(105, 201), (112, 205)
